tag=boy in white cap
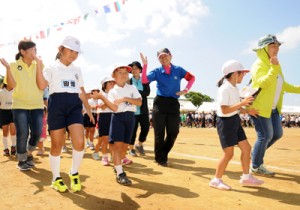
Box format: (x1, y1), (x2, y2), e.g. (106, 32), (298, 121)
(91, 64), (141, 185)
(36, 36), (94, 193)
(209, 60), (264, 190)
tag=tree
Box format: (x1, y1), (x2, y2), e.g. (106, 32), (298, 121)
(185, 91), (214, 108)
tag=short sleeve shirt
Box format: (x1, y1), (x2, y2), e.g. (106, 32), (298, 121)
(98, 92), (113, 113)
(0, 88), (13, 109)
(147, 64), (187, 99)
(108, 83), (141, 113)
(43, 60), (84, 95)
(217, 80), (240, 117)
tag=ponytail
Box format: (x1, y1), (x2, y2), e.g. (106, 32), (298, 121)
(15, 52), (22, 60)
(216, 72), (234, 87)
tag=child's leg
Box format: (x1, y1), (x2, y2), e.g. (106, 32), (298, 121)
(49, 129), (65, 181)
(237, 140), (251, 174)
(68, 124), (85, 175)
(101, 136), (109, 155)
(214, 146), (234, 178)
(89, 127), (95, 145)
(2, 124), (9, 149)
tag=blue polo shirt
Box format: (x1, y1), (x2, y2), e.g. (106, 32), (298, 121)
(147, 64), (187, 99)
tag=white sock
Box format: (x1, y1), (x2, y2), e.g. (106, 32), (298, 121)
(10, 135), (16, 146)
(242, 174), (251, 179)
(213, 177), (221, 182)
(2, 137), (8, 149)
(49, 154), (61, 181)
(115, 165), (123, 176)
(70, 149), (84, 175)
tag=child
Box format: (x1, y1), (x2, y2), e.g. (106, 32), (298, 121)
(92, 64), (141, 185)
(36, 36), (95, 193)
(209, 60), (264, 190)
(92, 76), (115, 166)
(0, 83), (16, 156)
(36, 107), (47, 156)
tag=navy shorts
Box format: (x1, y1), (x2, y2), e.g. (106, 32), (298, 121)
(0, 109), (14, 126)
(98, 112), (112, 137)
(216, 114), (247, 149)
(109, 112), (135, 144)
(48, 93), (83, 130)
(84, 113), (98, 128)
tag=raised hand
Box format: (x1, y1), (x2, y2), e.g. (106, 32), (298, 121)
(140, 53), (148, 65)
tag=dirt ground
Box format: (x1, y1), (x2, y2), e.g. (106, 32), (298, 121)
(0, 127), (300, 210)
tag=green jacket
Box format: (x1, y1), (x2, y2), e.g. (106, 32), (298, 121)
(250, 48), (300, 118)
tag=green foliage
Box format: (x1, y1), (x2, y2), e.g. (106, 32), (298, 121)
(185, 91), (214, 108)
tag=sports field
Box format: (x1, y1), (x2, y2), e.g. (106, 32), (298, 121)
(0, 127), (299, 210)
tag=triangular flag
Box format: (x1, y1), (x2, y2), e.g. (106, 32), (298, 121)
(84, 13), (89, 20)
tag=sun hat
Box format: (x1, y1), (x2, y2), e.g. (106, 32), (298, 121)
(157, 48), (171, 58)
(101, 76), (115, 86)
(222, 60), (250, 76)
(252, 34), (283, 51)
(61, 36), (82, 53)
(128, 61), (143, 73)
(111, 64), (132, 74)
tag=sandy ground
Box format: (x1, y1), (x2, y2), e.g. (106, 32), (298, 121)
(0, 127), (300, 210)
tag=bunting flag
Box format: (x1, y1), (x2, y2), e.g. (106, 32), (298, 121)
(0, 0), (129, 48)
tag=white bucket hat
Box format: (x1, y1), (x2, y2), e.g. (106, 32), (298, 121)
(222, 60), (249, 76)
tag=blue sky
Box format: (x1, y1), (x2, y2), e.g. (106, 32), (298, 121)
(0, 0), (300, 105)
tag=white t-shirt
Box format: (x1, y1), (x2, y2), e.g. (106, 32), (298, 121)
(108, 83), (141, 113)
(98, 92), (113, 113)
(43, 60), (84, 95)
(272, 74), (283, 109)
(0, 88), (13, 109)
(88, 98), (99, 114)
(217, 80), (240, 117)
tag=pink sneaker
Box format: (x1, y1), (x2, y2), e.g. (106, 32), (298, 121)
(209, 179), (231, 190)
(240, 175), (264, 186)
(102, 157), (110, 166)
(122, 157), (133, 165)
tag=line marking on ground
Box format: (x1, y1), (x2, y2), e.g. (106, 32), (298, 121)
(169, 151), (300, 174)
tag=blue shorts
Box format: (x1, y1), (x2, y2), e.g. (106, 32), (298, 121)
(98, 112), (112, 137)
(84, 113), (98, 128)
(109, 112), (135, 144)
(48, 93), (83, 130)
(216, 114), (247, 149)
(0, 109), (14, 126)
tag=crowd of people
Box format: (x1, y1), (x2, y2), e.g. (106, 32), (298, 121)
(0, 33), (300, 193)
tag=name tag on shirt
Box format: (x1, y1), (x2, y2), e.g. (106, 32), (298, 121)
(61, 80), (76, 88)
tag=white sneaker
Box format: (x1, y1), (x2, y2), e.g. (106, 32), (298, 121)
(62, 146), (67, 153)
(86, 141), (91, 148)
(92, 152), (100, 160)
(209, 179), (231, 190)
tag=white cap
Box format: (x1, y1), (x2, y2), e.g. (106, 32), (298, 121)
(221, 60), (249, 76)
(111, 64), (132, 74)
(61, 36), (82, 53)
(101, 76), (115, 86)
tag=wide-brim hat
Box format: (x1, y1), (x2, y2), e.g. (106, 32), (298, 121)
(253, 34), (283, 51)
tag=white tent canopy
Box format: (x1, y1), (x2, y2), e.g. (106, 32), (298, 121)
(197, 102), (218, 113)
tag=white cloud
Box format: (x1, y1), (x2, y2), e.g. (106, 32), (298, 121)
(277, 26), (300, 50)
(243, 25), (300, 54)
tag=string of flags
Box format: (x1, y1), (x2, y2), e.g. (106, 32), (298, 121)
(0, 0), (128, 48)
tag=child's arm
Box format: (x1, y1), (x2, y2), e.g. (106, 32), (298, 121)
(79, 87), (95, 124)
(91, 92), (117, 112)
(221, 96), (254, 114)
(0, 58), (16, 89)
(115, 97), (142, 106)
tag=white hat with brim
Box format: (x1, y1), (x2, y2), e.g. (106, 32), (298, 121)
(101, 76), (115, 86)
(61, 36), (82, 53)
(222, 60), (250, 76)
(112, 64), (132, 74)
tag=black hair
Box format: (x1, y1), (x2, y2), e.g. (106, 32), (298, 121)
(15, 40), (36, 60)
(55, 46), (65, 60)
(216, 71), (243, 87)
